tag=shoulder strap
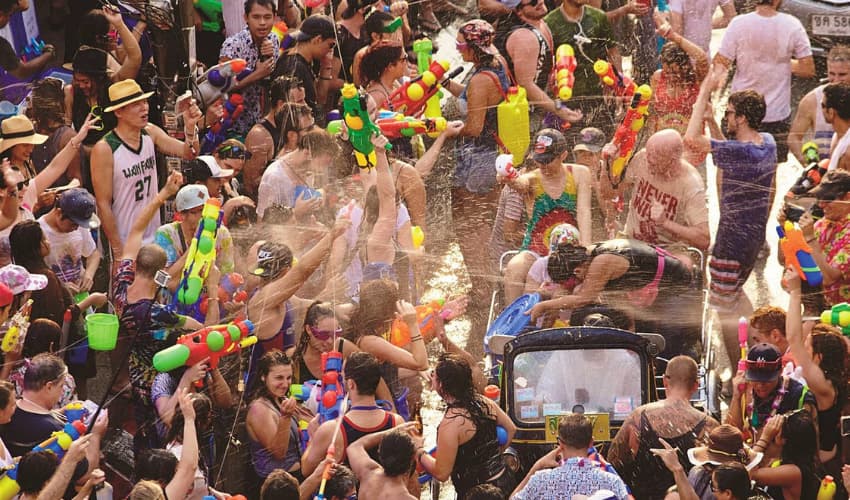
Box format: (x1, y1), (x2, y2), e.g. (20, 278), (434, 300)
(798, 385), (810, 409)
(479, 70), (508, 100)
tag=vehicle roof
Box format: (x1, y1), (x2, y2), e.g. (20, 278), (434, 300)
(504, 326), (652, 355)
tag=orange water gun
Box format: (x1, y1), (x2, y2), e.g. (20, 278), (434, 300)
(388, 60), (462, 117)
(376, 111), (447, 139)
(777, 221), (823, 286)
(593, 60), (636, 99)
(389, 300), (451, 346)
(554, 45), (577, 102)
(605, 85), (652, 186)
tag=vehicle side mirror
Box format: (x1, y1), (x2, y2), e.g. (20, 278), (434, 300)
(637, 332), (665, 356)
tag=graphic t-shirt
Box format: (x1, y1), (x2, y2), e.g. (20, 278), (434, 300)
(38, 218), (97, 285)
(104, 129), (159, 245)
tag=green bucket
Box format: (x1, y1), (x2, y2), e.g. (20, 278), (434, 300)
(86, 313), (119, 351)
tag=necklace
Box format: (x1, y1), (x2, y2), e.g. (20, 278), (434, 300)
(743, 376), (789, 440)
(21, 396), (50, 413)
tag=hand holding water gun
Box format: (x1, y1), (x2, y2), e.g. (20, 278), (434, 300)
(777, 220), (823, 286)
(389, 299), (452, 346)
(152, 319), (258, 376)
(376, 111), (447, 139)
(412, 38), (446, 120)
(1, 299), (33, 353)
(340, 83), (391, 169)
(202, 94), (245, 153)
(787, 142), (828, 197)
(20, 38), (46, 62)
(177, 198), (223, 306)
(593, 60), (637, 99)
(604, 85), (652, 186)
(318, 351), (345, 423)
(554, 45), (577, 102)
(388, 60), (462, 117)
(193, 59), (248, 111)
(820, 302), (850, 335)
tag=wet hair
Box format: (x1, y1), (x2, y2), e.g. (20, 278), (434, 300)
(23, 352), (66, 392)
(465, 484), (504, 500)
(134, 449), (178, 484)
(750, 306), (786, 338)
(364, 9), (395, 40)
(379, 429), (416, 477)
(30, 78), (66, 129)
(547, 243), (590, 283)
(435, 353), (495, 428)
(728, 90), (766, 129)
(823, 82), (850, 121)
(292, 301), (335, 370)
(344, 351), (381, 396)
(17, 450), (58, 495)
(354, 185), (380, 266)
(129, 480), (166, 500)
(23, 318), (61, 358)
(260, 469), (299, 500)
(251, 349), (293, 401)
(298, 129), (340, 159)
(262, 204), (294, 225)
(325, 464), (357, 498)
(810, 332), (848, 405)
(274, 102), (311, 153)
(268, 76), (302, 110)
(360, 42), (404, 86)
(10, 220), (46, 271)
(137, 244), (168, 279)
(166, 392), (212, 444)
(712, 462), (751, 500)
(244, 0), (276, 15)
(660, 42), (696, 84)
(780, 409), (820, 498)
(0, 380), (14, 411)
(557, 413), (593, 448)
(828, 45), (850, 63)
(78, 11), (112, 51)
(349, 279), (398, 340)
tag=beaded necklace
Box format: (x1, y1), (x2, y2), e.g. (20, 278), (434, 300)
(743, 376), (789, 440)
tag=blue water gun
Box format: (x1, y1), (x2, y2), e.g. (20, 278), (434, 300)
(777, 221), (823, 286)
(20, 38), (45, 62)
(318, 351), (344, 423)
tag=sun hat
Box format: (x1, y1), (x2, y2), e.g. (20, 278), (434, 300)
(687, 424), (763, 470)
(175, 184), (210, 212)
(103, 79), (154, 113)
(0, 264), (48, 295)
(0, 116), (47, 154)
(62, 46), (111, 76)
(57, 188), (100, 229)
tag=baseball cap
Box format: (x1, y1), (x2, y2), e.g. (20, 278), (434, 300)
(0, 264), (48, 295)
(57, 188), (100, 229)
(548, 223), (580, 253)
(745, 343), (782, 382)
(193, 156), (234, 180)
(291, 15), (336, 43)
(573, 127), (606, 154)
(532, 128), (568, 164)
(251, 242), (294, 279)
(175, 185), (210, 212)
(808, 170), (850, 200)
(342, 0), (379, 19)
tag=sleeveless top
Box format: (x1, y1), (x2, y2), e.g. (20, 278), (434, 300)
(591, 239), (692, 293)
(104, 129), (159, 244)
(31, 126), (72, 189)
(247, 299), (295, 389)
(629, 409), (706, 499)
(818, 398), (840, 452)
(653, 72), (699, 136)
(495, 19), (553, 96)
(460, 63), (511, 150)
(339, 410), (395, 464)
(248, 398), (301, 477)
(812, 85), (834, 160)
(521, 167), (578, 255)
(260, 118), (280, 156)
(72, 87), (115, 146)
(449, 402), (505, 497)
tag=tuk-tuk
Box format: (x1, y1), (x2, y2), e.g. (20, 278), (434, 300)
(491, 326), (666, 476)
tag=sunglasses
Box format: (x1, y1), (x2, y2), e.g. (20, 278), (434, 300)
(456, 41), (469, 51)
(520, 0), (544, 6)
(310, 327), (343, 341)
(217, 144), (252, 160)
(10, 179), (30, 192)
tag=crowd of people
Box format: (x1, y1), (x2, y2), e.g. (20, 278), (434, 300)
(0, 0), (845, 498)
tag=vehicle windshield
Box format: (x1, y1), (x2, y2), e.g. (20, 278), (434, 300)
(511, 348), (643, 424)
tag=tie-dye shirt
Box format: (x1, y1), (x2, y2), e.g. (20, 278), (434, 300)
(154, 221), (235, 275)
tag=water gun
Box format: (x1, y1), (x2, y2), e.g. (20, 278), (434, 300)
(294, 185), (322, 201)
(594, 60), (637, 99)
(411, 226), (424, 249)
(389, 299), (451, 346)
(289, 381), (317, 402)
(376, 111), (447, 139)
(388, 60), (462, 117)
(497, 87), (531, 165)
(201, 94), (245, 153)
(340, 83), (391, 169)
(199, 272), (249, 316)
(0, 420), (87, 500)
(1, 299), (33, 353)
(176, 198), (223, 306)
(818, 475), (837, 500)
(738, 316), (748, 372)
(554, 45), (577, 102)
(318, 351), (345, 423)
(605, 85), (652, 187)
(419, 425), (507, 483)
(152, 319), (258, 376)
(820, 303), (850, 335)
(272, 21), (287, 57)
(787, 142), (828, 198)
(63, 402), (86, 423)
(412, 38), (444, 120)
(777, 221), (823, 286)
(20, 38), (45, 62)
(193, 59), (248, 111)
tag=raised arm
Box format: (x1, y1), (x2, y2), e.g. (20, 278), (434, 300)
(358, 301), (428, 371)
(36, 434), (92, 500)
(683, 69), (715, 155)
(147, 100), (203, 160)
(655, 12), (709, 81)
(366, 134), (396, 265)
(121, 171), (183, 261)
(165, 389), (200, 500)
(27, 116), (97, 209)
(102, 6), (141, 81)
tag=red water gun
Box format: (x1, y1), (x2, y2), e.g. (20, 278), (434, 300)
(318, 351), (345, 423)
(389, 300), (451, 346)
(152, 319), (258, 376)
(376, 112), (448, 139)
(593, 60), (636, 99)
(554, 45), (577, 102)
(388, 60), (462, 117)
(211, 94), (244, 135)
(605, 84), (652, 186)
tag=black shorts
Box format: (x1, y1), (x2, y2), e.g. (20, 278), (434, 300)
(760, 116), (791, 162)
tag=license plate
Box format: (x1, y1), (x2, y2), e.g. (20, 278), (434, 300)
(811, 15), (850, 36)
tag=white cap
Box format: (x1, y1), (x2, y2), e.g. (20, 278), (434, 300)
(175, 184), (210, 212)
(198, 155), (234, 178)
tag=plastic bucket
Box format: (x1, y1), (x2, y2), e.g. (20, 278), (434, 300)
(86, 313), (118, 351)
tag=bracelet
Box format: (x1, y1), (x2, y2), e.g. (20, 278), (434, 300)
(207, 297), (220, 302)
(69, 138), (81, 150)
(319, 76), (333, 81)
(410, 335), (423, 342)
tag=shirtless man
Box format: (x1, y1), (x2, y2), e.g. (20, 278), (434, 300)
(348, 423), (420, 500)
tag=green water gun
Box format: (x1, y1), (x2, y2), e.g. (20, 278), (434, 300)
(341, 83), (391, 169)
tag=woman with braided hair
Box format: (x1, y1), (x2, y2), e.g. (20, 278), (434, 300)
(418, 353), (516, 498)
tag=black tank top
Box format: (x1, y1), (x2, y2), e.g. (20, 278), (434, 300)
(340, 410), (395, 464)
(72, 86), (115, 146)
(449, 401), (505, 497)
(260, 118), (280, 157)
(591, 239), (693, 292)
(495, 17), (552, 95)
(818, 399), (841, 451)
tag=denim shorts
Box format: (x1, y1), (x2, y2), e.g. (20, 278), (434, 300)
(454, 142), (499, 195)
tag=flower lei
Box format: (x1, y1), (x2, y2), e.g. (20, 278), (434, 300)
(743, 376), (789, 442)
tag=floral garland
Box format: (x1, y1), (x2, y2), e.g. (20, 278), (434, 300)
(743, 376), (789, 442)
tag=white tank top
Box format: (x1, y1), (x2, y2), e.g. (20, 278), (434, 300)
(104, 129), (160, 244)
(813, 85), (834, 160)
(830, 128), (850, 172)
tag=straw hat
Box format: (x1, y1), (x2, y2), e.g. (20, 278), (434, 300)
(103, 79), (154, 113)
(687, 424), (763, 471)
(0, 116), (48, 154)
